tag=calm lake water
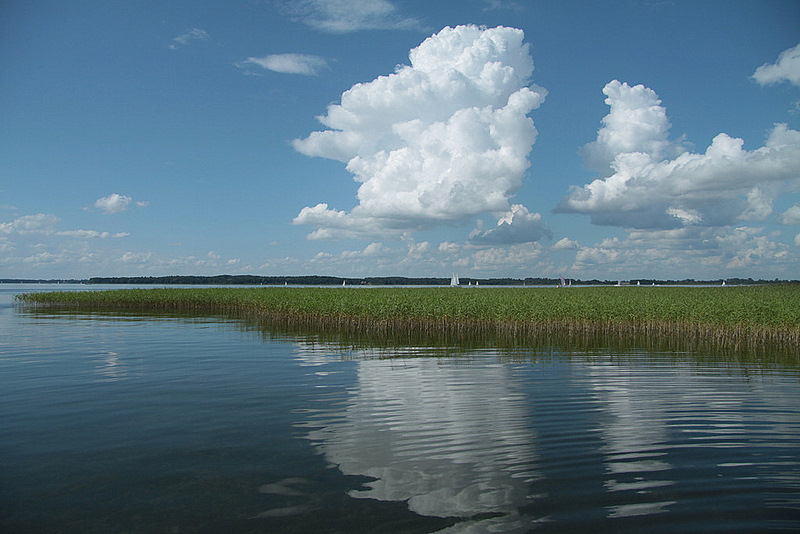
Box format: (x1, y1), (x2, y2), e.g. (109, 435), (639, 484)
(2, 284), (799, 533)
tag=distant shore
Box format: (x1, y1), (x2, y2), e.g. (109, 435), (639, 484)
(18, 285), (800, 358)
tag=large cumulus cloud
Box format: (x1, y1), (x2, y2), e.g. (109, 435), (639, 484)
(557, 80), (800, 229)
(293, 25), (546, 240)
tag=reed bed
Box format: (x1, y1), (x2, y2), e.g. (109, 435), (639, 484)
(18, 285), (800, 358)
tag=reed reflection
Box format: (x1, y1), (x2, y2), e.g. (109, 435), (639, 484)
(294, 343), (543, 530)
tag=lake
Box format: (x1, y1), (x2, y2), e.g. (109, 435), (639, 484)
(1, 284), (799, 533)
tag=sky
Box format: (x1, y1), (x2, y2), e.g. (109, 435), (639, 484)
(2, 0), (800, 280)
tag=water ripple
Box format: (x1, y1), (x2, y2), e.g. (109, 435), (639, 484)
(293, 344), (800, 531)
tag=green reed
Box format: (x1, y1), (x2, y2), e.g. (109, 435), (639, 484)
(18, 285), (800, 357)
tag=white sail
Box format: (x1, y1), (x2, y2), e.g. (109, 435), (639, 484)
(450, 273), (459, 287)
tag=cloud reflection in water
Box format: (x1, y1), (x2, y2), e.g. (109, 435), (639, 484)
(295, 345), (542, 529)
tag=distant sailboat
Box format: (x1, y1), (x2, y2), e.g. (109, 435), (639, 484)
(450, 273), (460, 287)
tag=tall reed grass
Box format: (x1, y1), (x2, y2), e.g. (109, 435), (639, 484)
(18, 285), (800, 358)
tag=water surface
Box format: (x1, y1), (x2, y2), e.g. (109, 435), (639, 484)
(2, 285), (799, 532)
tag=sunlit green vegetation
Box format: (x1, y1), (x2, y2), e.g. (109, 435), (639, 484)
(18, 285), (800, 355)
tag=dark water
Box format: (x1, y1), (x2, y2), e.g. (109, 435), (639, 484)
(1, 285), (799, 533)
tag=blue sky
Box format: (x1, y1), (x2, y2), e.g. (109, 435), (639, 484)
(2, 0), (799, 280)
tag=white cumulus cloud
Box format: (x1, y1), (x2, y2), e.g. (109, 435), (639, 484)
(236, 53), (328, 75)
(753, 42), (800, 87)
(782, 205), (800, 224)
(93, 194), (147, 214)
(570, 226), (792, 277)
(580, 80), (679, 176)
(293, 25), (546, 239)
(558, 81), (800, 229)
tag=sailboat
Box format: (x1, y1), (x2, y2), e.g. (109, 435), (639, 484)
(450, 273), (460, 287)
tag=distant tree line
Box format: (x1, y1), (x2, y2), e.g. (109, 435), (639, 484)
(2, 276), (794, 286)
(78, 275), (797, 286)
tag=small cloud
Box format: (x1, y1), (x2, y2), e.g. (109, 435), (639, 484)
(482, 0), (523, 11)
(170, 28), (209, 49)
(468, 204), (551, 245)
(783, 205), (800, 225)
(438, 241), (461, 254)
(666, 207), (703, 226)
(362, 242), (387, 256)
(120, 251), (154, 264)
(552, 237), (579, 250)
(753, 42), (800, 87)
(283, 0), (421, 33)
(236, 53), (328, 75)
(0, 213), (58, 235)
(55, 230), (127, 239)
(93, 194), (146, 214)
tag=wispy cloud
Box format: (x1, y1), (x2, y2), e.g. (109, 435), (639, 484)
(55, 230), (129, 239)
(282, 0), (421, 33)
(235, 53), (328, 75)
(169, 28), (210, 50)
(481, 0), (524, 12)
